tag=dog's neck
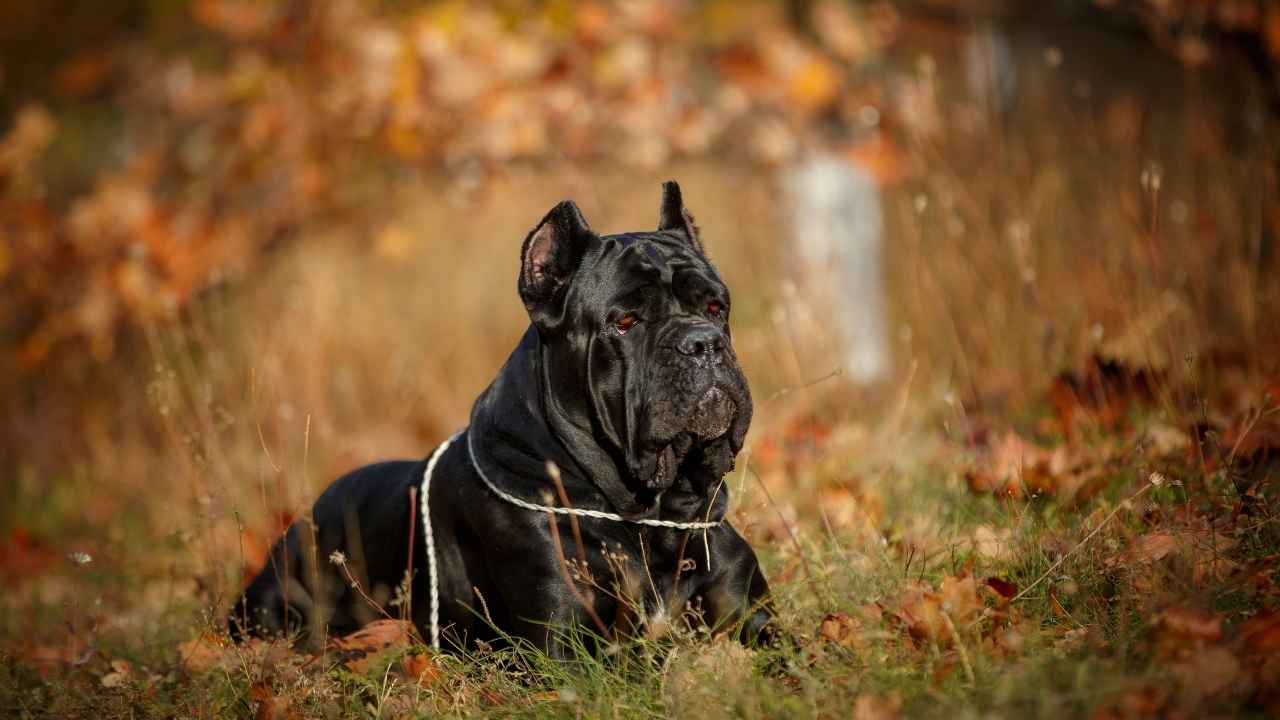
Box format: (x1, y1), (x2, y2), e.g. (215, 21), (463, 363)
(468, 327), (662, 519)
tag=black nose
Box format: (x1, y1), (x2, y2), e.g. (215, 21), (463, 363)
(676, 324), (726, 358)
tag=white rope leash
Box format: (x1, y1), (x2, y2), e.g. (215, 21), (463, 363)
(465, 428), (722, 530)
(420, 427), (722, 650)
(419, 431), (460, 651)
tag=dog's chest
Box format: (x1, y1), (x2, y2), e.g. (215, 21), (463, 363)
(587, 527), (715, 636)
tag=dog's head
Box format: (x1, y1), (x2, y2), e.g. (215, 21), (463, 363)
(518, 182), (752, 496)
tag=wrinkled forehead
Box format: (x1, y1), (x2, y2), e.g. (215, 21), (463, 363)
(587, 231), (718, 286)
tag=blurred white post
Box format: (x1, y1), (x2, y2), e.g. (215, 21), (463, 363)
(963, 21), (1018, 116)
(786, 155), (890, 385)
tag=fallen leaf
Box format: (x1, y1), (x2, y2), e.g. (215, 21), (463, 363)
(1119, 532), (1176, 565)
(400, 651), (443, 686)
(818, 612), (866, 650)
(100, 659), (133, 688)
(328, 619), (418, 675)
(1051, 355), (1161, 437)
(1049, 593), (1071, 620)
(179, 633), (233, 673)
(939, 573), (983, 620)
(889, 573), (984, 646)
(984, 577), (1017, 601)
(250, 680), (298, 720)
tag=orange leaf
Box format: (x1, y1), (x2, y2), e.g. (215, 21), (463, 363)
(818, 612), (866, 650)
(400, 651), (443, 686)
(328, 619), (418, 674)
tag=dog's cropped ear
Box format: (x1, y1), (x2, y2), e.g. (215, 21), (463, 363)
(519, 200), (595, 322)
(657, 180), (703, 252)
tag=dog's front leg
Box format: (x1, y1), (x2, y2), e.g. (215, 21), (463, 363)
(699, 524), (775, 646)
(496, 576), (606, 662)
(487, 532), (613, 663)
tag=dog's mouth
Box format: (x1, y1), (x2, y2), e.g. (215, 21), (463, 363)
(647, 387), (738, 490)
(687, 386), (736, 441)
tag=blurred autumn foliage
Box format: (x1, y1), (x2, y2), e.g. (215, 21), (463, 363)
(0, 0), (904, 374)
(7, 0), (1278, 380)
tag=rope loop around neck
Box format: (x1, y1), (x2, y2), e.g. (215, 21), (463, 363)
(420, 427), (722, 650)
(465, 427), (722, 530)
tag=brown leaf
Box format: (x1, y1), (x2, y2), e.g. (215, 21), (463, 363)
(100, 659), (133, 688)
(1122, 532), (1176, 565)
(965, 469), (1023, 499)
(989, 432), (1050, 486)
(400, 651), (443, 686)
(939, 573), (983, 624)
(328, 619), (417, 675)
(1049, 593), (1071, 620)
(177, 630), (232, 671)
(818, 612), (866, 650)
(984, 577), (1017, 601)
(1052, 355), (1161, 437)
(250, 680), (299, 720)
(890, 573), (984, 645)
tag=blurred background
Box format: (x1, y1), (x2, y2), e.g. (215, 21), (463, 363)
(1, 0), (1278, 684)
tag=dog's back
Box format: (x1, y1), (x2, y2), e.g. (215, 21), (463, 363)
(228, 460), (420, 644)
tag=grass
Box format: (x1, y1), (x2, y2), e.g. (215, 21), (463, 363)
(4, 344), (1278, 719)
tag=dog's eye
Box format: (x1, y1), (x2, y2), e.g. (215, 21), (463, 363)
(614, 313), (638, 334)
(706, 301), (723, 317)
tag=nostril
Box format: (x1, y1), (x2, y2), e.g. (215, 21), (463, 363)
(677, 326), (726, 357)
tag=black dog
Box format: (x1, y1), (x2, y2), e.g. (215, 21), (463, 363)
(230, 182), (771, 658)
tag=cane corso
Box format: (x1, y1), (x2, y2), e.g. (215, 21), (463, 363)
(230, 182), (772, 658)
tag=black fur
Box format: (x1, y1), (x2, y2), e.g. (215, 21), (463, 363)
(230, 182), (772, 658)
